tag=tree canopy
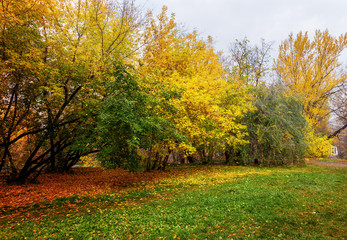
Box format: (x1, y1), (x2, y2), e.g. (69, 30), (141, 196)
(0, 1), (346, 183)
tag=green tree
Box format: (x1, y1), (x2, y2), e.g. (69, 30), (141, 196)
(229, 86), (307, 166)
(92, 64), (183, 171)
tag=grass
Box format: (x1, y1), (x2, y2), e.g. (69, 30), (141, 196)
(0, 164), (346, 239)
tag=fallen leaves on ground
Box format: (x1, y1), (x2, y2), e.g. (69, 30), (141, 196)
(0, 167), (186, 209)
(0, 165), (263, 223)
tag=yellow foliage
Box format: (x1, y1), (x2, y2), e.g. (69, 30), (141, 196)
(275, 30), (347, 129)
(80, 155), (100, 167)
(137, 6), (253, 154)
(306, 128), (333, 158)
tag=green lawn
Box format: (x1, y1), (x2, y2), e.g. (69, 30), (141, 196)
(1, 164), (346, 239)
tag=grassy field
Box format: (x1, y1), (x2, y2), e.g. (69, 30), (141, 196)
(1, 164), (346, 239)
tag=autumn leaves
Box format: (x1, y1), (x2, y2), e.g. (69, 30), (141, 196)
(138, 7), (253, 164)
(275, 30), (347, 129)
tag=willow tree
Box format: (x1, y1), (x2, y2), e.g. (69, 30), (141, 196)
(230, 86), (308, 166)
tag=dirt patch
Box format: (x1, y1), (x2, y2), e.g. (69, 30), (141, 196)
(306, 160), (347, 168)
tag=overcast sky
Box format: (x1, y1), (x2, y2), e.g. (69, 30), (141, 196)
(136, 0), (347, 61)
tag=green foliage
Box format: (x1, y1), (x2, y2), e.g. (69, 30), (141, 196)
(231, 86), (308, 165)
(94, 64), (182, 171)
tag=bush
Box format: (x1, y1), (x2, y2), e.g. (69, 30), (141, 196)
(306, 130), (333, 158)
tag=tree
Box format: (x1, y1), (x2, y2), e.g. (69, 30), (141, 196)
(0, 0), (54, 178)
(0, 0), (144, 183)
(230, 86), (307, 166)
(227, 38), (273, 86)
(275, 30), (347, 130)
(137, 6), (253, 165)
(92, 63), (182, 171)
(326, 82), (347, 157)
(222, 38), (272, 163)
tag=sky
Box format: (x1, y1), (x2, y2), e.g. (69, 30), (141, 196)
(136, 0), (347, 61)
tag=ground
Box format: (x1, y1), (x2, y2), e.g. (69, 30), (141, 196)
(0, 163), (346, 239)
(307, 159), (347, 167)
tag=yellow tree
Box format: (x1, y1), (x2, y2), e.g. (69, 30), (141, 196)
(0, 0), (143, 181)
(40, 0), (143, 174)
(0, 0), (54, 175)
(275, 30), (347, 130)
(169, 33), (253, 162)
(137, 6), (253, 164)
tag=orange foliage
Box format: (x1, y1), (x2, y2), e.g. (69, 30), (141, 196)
(0, 167), (191, 210)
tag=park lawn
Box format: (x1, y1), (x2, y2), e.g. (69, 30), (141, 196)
(0, 164), (346, 239)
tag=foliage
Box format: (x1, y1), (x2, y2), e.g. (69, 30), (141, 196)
(0, 0), (54, 180)
(0, 3), (255, 179)
(275, 30), (347, 130)
(306, 129), (333, 158)
(230, 86), (308, 166)
(227, 38), (273, 86)
(2, 0), (344, 182)
(93, 64), (183, 171)
(137, 7), (253, 164)
(0, 0), (143, 182)
(79, 155), (99, 167)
